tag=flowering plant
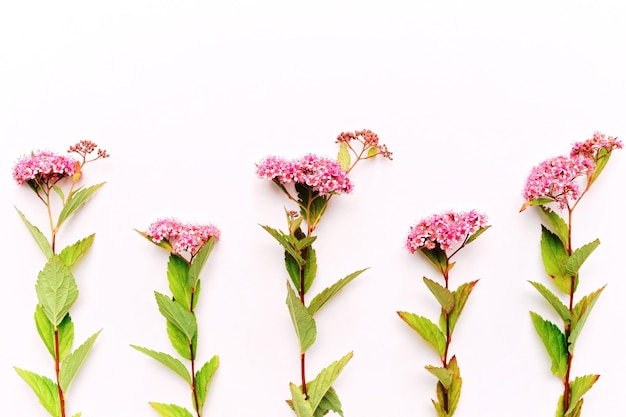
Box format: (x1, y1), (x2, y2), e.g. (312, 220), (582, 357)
(133, 218), (221, 417)
(398, 210), (489, 417)
(12, 141), (108, 417)
(520, 132), (622, 416)
(257, 130), (391, 416)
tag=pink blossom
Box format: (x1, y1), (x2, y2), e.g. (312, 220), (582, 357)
(406, 210), (488, 253)
(13, 150), (78, 185)
(570, 131), (623, 160)
(257, 154), (353, 195)
(522, 155), (594, 209)
(147, 218), (220, 256)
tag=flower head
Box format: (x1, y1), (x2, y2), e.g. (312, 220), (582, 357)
(406, 210), (488, 253)
(570, 131), (623, 160)
(257, 153), (353, 195)
(13, 150), (78, 186)
(522, 155), (594, 209)
(147, 218), (220, 256)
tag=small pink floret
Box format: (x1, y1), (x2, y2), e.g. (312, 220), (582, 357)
(147, 218), (220, 256)
(257, 153), (353, 195)
(406, 210), (488, 253)
(13, 150), (78, 185)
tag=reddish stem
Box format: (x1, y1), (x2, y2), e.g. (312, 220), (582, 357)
(54, 328), (66, 417)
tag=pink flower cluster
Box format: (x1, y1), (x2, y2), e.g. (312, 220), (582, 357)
(570, 131), (623, 160)
(522, 155), (594, 209)
(147, 218), (220, 256)
(406, 210), (488, 253)
(257, 154), (353, 195)
(13, 150), (78, 185)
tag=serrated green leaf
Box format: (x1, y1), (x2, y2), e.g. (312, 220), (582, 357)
(135, 229), (174, 252)
(188, 236), (215, 288)
(337, 142), (351, 171)
(569, 286), (605, 352)
(565, 240), (600, 277)
(419, 246), (448, 274)
(555, 393), (565, 417)
(423, 277), (455, 315)
(58, 235), (95, 268)
(289, 383), (314, 417)
(302, 246), (317, 295)
(35, 304), (73, 360)
(35, 256), (78, 326)
(315, 387), (344, 417)
(167, 254), (192, 311)
(529, 281), (571, 324)
(566, 375), (599, 416)
(194, 355), (219, 411)
(465, 225), (490, 246)
(589, 146), (611, 186)
(306, 352), (353, 413)
(286, 282), (317, 353)
(446, 356), (462, 415)
(295, 236), (317, 251)
(566, 399), (584, 417)
(167, 321), (193, 360)
(539, 206), (569, 249)
(530, 312), (568, 378)
(425, 365), (453, 389)
(16, 207), (53, 258)
(432, 397), (447, 417)
(149, 402), (194, 417)
(520, 197), (555, 211)
(398, 312), (446, 359)
(285, 252), (301, 290)
(155, 292), (197, 342)
(367, 146), (379, 158)
(308, 269), (367, 316)
(261, 225), (305, 265)
(59, 329), (101, 392)
(57, 183), (105, 228)
(541, 225), (571, 294)
(130, 345), (191, 384)
(448, 280), (478, 335)
(14, 367), (61, 417)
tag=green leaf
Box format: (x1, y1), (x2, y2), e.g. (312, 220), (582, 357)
(35, 256), (78, 326)
(425, 365), (453, 389)
(589, 146), (611, 186)
(295, 183), (328, 224)
(261, 225), (305, 265)
(155, 292), (197, 342)
(565, 239), (600, 277)
(285, 252), (301, 290)
(315, 387), (344, 417)
(465, 225), (490, 246)
(59, 329), (101, 392)
(52, 184), (65, 202)
(295, 236), (317, 251)
(166, 321), (193, 360)
(569, 286), (605, 352)
(337, 142), (351, 171)
(35, 304), (75, 360)
(306, 352), (353, 413)
(541, 225), (571, 294)
(135, 229), (174, 253)
(448, 280), (478, 335)
(57, 183), (105, 228)
(15, 207), (53, 258)
(285, 282), (317, 353)
(529, 281), (571, 324)
(520, 197), (555, 211)
(192, 279), (201, 311)
(130, 345), (191, 385)
(302, 246), (317, 294)
(194, 355), (219, 411)
(71, 413), (82, 417)
(565, 399), (584, 417)
(446, 356), (462, 416)
(539, 206), (569, 249)
(188, 236), (215, 288)
(289, 383), (314, 417)
(58, 235), (95, 268)
(566, 375), (599, 416)
(149, 402), (194, 417)
(423, 277), (455, 315)
(419, 246), (448, 274)
(167, 254), (192, 311)
(530, 312), (568, 378)
(308, 269), (367, 316)
(367, 146), (379, 158)
(397, 312), (446, 359)
(14, 367), (61, 417)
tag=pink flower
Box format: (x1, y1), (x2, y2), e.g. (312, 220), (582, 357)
(257, 154), (353, 195)
(13, 150), (78, 185)
(522, 155), (594, 209)
(147, 218), (220, 256)
(406, 210), (488, 253)
(570, 131), (623, 160)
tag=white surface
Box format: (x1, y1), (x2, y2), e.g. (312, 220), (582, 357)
(1, 1), (625, 416)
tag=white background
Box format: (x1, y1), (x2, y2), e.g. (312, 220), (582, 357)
(1, 1), (626, 416)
